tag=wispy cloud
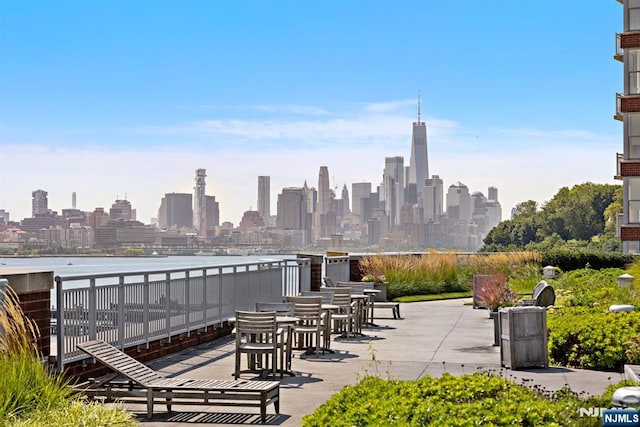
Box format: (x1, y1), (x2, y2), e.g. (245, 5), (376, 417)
(361, 99), (417, 113)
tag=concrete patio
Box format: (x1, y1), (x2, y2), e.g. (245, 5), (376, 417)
(114, 298), (624, 426)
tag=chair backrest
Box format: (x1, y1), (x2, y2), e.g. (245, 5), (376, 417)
(302, 290), (334, 304)
(255, 301), (294, 316)
(320, 287), (351, 309)
(337, 282), (365, 295)
(284, 296), (323, 320)
(235, 310), (278, 336)
(323, 277), (336, 287)
(77, 339), (165, 386)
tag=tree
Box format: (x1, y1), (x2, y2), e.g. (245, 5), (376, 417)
(481, 182), (622, 252)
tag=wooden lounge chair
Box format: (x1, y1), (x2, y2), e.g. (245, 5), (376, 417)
(74, 339), (280, 422)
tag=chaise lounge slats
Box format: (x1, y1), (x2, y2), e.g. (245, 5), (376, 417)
(75, 339), (280, 422)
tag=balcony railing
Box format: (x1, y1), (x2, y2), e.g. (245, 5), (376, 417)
(53, 258), (310, 371)
(616, 33), (623, 62)
(616, 93), (623, 121)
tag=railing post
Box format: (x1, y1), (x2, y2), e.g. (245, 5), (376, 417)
(143, 274), (149, 347)
(202, 268), (207, 332)
(88, 278), (97, 340)
(117, 275), (125, 349)
(56, 276), (65, 372)
(165, 272), (171, 342)
(185, 270), (191, 337)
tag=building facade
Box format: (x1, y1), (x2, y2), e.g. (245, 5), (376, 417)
(616, 1), (640, 252)
(257, 176), (270, 222)
(32, 189), (48, 217)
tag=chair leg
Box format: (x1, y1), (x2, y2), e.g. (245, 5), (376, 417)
(147, 389), (154, 418)
(234, 350), (240, 379)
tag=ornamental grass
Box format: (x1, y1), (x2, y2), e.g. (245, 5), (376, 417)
(0, 286), (136, 426)
(359, 251), (540, 299)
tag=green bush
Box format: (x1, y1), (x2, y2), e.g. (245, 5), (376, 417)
(551, 268), (628, 307)
(302, 372), (597, 426)
(547, 307), (640, 371)
(540, 248), (633, 271)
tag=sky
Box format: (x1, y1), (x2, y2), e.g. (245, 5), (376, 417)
(0, 1), (623, 225)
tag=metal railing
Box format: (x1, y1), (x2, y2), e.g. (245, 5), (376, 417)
(324, 256), (351, 283)
(54, 258), (309, 371)
(616, 33), (623, 61)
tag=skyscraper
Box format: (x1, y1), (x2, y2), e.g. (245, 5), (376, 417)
(317, 166), (331, 215)
(382, 156), (404, 228)
(423, 175), (444, 222)
(257, 176), (271, 221)
(408, 94), (429, 202)
(158, 193), (193, 229)
(341, 184), (350, 214)
(31, 189), (48, 217)
(446, 182), (472, 222)
(193, 169), (206, 234)
(352, 182), (371, 216)
(277, 187), (307, 230)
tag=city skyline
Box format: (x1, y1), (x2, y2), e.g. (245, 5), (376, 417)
(0, 2), (620, 224)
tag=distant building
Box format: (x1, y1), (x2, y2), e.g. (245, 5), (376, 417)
(382, 156), (404, 229)
(423, 175), (444, 223)
(158, 193), (193, 229)
(239, 210), (265, 232)
(446, 182), (472, 222)
(257, 176), (270, 221)
(193, 168), (207, 234)
(352, 182), (372, 220)
(32, 189), (48, 217)
(109, 199), (135, 221)
(407, 95), (429, 203)
(205, 195), (220, 229)
(277, 187), (308, 242)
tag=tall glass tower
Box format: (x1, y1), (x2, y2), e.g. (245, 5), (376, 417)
(408, 94), (429, 202)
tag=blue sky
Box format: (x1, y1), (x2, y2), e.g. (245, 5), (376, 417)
(0, 1), (622, 224)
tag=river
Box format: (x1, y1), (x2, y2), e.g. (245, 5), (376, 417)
(0, 254), (296, 278)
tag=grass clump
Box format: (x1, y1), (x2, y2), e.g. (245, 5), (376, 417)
(0, 286), (136, 426)
(359, 252), (540, 299)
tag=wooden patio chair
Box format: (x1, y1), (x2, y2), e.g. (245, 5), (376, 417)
(283, 296), (325, 357)
(234, 310), (284, 379)
(75, 339), (280, 423)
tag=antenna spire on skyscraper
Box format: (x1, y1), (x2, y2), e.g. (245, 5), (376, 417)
(418, 90), (421, 124)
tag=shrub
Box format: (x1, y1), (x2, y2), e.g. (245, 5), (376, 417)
(540, 248), (633, 271)
(302, 372), (596, 426)
(547, 307), (640, 371)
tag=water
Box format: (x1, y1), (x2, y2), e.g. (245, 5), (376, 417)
(1, 254), (295, 278)
(1, 255), (296, 309)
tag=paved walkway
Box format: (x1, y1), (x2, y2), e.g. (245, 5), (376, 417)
(128, 299), (624, 426)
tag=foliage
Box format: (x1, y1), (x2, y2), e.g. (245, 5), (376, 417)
(0, 287), (136, 426)
(358, 252), (539, 299)
(474, 274), (517, 311)
(540, 248), (633, 272)
(481, 183), (621, 252)
(547, 307), (640, 371)
(7, 399), (136, 427)
(302, 372), (597, 426)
